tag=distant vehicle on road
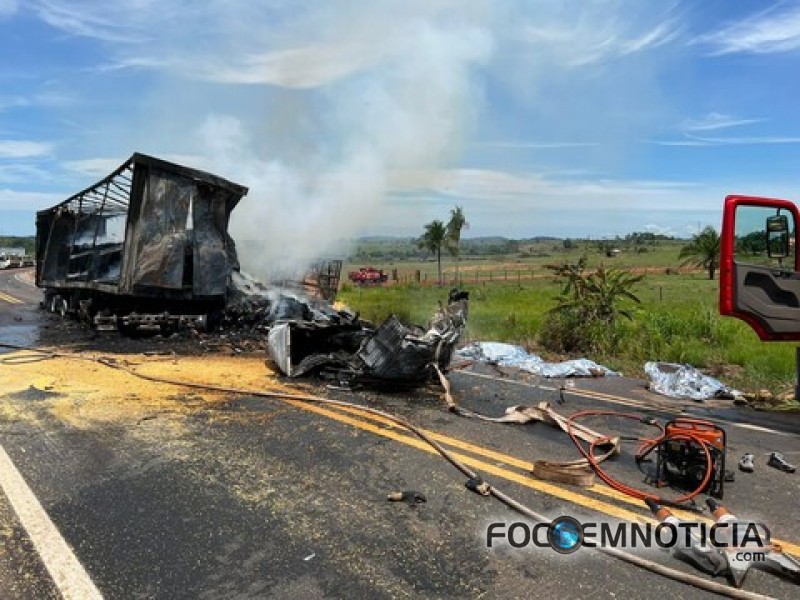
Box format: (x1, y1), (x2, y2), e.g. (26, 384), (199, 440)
(0, 247), (25, 269)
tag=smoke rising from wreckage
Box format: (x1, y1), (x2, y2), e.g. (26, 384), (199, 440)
(35, 152), (469, 385)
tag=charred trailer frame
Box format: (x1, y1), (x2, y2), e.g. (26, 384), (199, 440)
(36, 153), (249, 331)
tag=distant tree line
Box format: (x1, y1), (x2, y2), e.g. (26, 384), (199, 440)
(349, 230), (683, 263)
(350, 236), (517, 262)
(0, 236), (35, 255)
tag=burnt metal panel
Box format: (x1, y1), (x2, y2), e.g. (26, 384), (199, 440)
(37, 152), (248, 300)
(192, 184), (235, 296)
(126, 169), (192, 290)
(358, 316), (434, 381)
(40, 210), (75, 283)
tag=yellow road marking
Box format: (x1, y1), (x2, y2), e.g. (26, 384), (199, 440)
(325, 403), (797, 524)
(0, 291), (22, 304)
(461, 370), (688, 413)
(282, 398), (800, 558)
(7, 348), (796, 558)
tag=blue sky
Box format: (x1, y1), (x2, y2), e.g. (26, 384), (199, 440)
(2, 1), (800, 249)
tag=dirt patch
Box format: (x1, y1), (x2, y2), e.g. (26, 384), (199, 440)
(0, 350), (296, 430)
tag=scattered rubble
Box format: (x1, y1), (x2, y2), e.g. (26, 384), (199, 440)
(387, 491), (427, 505)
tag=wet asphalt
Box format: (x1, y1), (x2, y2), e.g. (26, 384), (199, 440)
(0, 269), (798, 599)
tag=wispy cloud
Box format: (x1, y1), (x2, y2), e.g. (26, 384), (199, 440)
(0, 164), (49, 184)
(0, 0), (17, 18)
(520, 9), (682, 67)
(0, 95), (29, 111)
(91, 56), (174, 73)
(388, 167), (700, 209)
(199, 43), (385, 88)
(0, 188), (63, 210)
(64, 153), (213, 178)
(654, 112), (792, 146)
(685, 134), (800, 146)
(375, 166), (725, 238)
(696, 4), (800, 55)
(62, 157), (124, 177)
(681, 112), (765, 132)
(33, 0), (150, 43)
(621, 20), (681, 55)
(643, 223), (677, 237)
(0, 140), (53, 158)
(651, 139), (713, 147)
(652, 132), (800, 146)
(0, 90), (75, 111)
(478, 141), (600, 149)
(32, 1), (488, 90)
(32, 1), (682, 90)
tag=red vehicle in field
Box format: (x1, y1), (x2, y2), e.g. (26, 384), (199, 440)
(348, 266), (388, 285)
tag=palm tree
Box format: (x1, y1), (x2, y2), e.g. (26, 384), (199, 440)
(418, 220), (447, 284)
(679, 226), (721, 280)
(446, 205), (468, 281)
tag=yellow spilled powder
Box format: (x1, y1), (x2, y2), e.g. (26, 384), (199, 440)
(0, 351), (292, 430)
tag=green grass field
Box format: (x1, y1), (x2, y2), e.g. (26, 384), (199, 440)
(345, 241), (695, 285)
(339, 251), (799, 400)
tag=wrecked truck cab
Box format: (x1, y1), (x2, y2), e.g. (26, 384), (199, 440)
(36, 153), (248, 331)
(266, 291), (469, 386)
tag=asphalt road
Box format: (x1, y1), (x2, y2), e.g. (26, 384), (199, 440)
(0, 269), (798, 599)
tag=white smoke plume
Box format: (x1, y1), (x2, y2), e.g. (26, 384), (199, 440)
(186, 3), (493, 281)
(33, 1), (688, 242)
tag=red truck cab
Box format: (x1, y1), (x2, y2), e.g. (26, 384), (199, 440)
(720, 195), (800, 341)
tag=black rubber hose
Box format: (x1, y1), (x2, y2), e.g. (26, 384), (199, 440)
(0, 342), (774, 600)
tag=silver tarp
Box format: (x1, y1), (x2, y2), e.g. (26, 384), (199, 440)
(456, 342), (617, 378)
(644, 362), (740, 402)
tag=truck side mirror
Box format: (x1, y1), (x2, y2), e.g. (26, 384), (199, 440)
(766, 214), (790, 259)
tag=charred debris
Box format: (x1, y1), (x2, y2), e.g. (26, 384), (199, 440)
(36, 152), (469, 385)
(265, 288), (468, 385)
(226, 271), (469, 385)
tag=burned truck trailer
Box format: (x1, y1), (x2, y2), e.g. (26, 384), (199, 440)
(36, 153), (249, 331)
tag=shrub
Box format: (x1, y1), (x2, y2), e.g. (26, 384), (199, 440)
(539, 258), (643, 354)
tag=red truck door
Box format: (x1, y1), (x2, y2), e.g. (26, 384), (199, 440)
(720, 195), (800, 340)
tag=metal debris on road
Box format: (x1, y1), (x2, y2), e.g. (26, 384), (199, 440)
(266, 290), (468, 385)
(387, 491), (427, 505)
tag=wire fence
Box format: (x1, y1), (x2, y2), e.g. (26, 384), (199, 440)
(376, 266), (703, 288)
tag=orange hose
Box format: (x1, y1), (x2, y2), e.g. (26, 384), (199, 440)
(566, 409), (715, 504)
